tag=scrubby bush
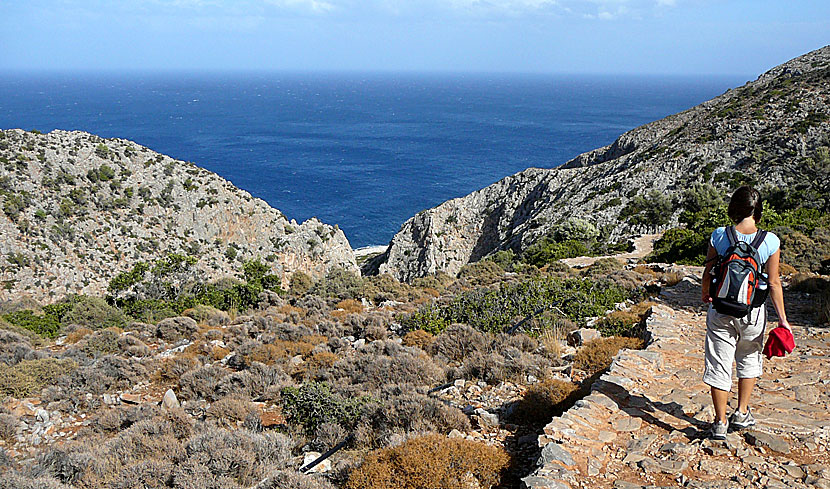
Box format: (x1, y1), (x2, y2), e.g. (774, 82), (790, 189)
(523, 238), (590, 266)
(156, 316), (198, 342)
(456, 260), (504, 287)
(80, 328), (121, 357)
(594, 310), (641, 337)
(334, 340), (442, 389)
(182, 304), (229, 326)
(581, 257), (624, 276)
(179, 365), (229, 401)
(2, 309), (61, 338)
(0, 412), (20, 443)
(281, 381), (370, 435)
(573, 337), (646, 375)
(289, 271), (314, 296)
(406, 276), (632, 335)
(0, 357), (77, 398)
(401, 330), (434, 349)
(310, 268), (366, 301)
(353, 393), (470, 449)
(206, 396), (256, 424)
(429, 324), (488, 362)
(345, 434), (508, 489)
(510, 378), (578, 425)
(62, 296), (128, 330)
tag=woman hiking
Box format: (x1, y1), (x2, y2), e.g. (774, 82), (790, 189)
(700, 185), (790, 440)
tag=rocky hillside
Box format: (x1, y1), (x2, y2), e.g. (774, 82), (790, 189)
(367, 45), (830, 282)
(0, 130), (357, 302)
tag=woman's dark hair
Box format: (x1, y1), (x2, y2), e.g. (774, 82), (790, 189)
(727, 185), (762, 223)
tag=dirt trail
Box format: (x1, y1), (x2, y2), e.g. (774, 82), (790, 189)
(524, 269), (830, 489)
(561, 234), (662, 268)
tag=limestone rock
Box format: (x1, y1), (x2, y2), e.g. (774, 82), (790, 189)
(0, 129), (357, 303)
(567, 328), (601, 347)
(162, 389), (180, 410)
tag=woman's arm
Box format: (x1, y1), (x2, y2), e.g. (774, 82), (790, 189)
(701, 244), (717, 303)
(765, 249), (789, 328)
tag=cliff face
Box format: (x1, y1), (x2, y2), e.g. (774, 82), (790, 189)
(367, 46), (830, 282)
(0, 130), (357, 302)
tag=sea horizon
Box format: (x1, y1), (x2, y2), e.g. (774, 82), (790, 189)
(0, 71), (747, 248)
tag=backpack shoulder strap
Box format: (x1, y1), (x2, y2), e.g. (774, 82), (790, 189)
(749, 230), (767, 251)
(725, 226), (738, 247)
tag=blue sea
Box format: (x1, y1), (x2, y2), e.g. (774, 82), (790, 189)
(0, 72), (744, 248)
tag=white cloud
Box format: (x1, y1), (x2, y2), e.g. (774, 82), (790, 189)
(265, 0), (335, 13)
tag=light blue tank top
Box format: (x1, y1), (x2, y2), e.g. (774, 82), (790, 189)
(710, 227), (780, 264)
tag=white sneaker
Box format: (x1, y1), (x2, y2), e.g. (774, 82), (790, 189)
(729, 408), (756, 430)
(709, 420), (728, 440)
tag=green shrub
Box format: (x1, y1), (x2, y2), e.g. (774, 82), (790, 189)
(309, 267), (366, 300)
(404, 276), (631, 334)
(0, 358), (77, 398)
(619, 190), (674, 227)
(280, 382), (370, 436)
(401, 303), (450, 334)
(1, 310), (61, 338)
(523, 238), (590, 266)
(61, 296), (127, 330)
(289, 271), (313, 296)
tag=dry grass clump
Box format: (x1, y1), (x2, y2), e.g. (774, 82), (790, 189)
(402, 330), (434, 349)
(353, 393), (470, 449)
(206, 396), (256, 424)
(65, 326), (94, 344)
(456, 260), (505, 288)
(0, 357), (77, 398)
(335, 299), (364, 314)
(510, 378), (578, 425)
(345, 434), (508, 489)
(333, 340), (442, 389)
(573, 337), (646, 376)
(631, 265), (659, 277)
(0, 412), (20, 443)
(429, 324), (488, 362)
(243, 340), (314, 365)
(779, 263), (798, 276)
(181, 304), (229, 326)
(155, 356), (201, 383)
(580, 258), (624, 277)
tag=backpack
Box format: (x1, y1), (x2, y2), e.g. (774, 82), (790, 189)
(709, 226), (769, 318)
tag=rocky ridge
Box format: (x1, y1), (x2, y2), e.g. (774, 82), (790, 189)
(367, 45), (830, 282)
(0, 129), (357, 302)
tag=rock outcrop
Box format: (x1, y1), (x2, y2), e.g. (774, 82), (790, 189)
(0, 130), (357, 302)
(367, 46), (830, 282)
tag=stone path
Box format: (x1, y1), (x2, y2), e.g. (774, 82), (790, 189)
(524, 272), (830, 489)
(562, 234), (662, 268)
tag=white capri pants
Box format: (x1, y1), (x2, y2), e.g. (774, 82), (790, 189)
(703, 304), (766, 392)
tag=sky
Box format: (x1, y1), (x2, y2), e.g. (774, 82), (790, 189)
(0, 0), (828, 75)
